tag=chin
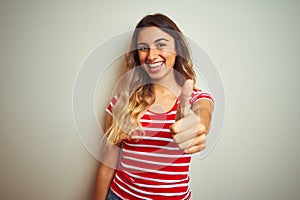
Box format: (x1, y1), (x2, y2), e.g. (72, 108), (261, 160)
(149, 70), (174, 82)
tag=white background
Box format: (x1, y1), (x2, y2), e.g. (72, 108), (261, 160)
(0, 0), (299, 199)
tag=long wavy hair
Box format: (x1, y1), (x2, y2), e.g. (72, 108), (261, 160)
(105, 13), (196, 144)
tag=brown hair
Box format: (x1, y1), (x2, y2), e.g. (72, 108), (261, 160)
(129, 13), (195, 85)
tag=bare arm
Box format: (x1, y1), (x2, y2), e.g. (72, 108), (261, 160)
(93, 114), (121, 200)
(186, 99), (214, 153)
(192, 99), (214, 134)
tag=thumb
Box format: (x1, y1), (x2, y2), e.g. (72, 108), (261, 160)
(176, 79), (194, 121)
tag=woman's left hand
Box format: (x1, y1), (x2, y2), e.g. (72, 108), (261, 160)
(170, 80), (213, 154)
(170, 109), (207, 154)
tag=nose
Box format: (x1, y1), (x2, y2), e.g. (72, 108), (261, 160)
(147, 47), (158, 61)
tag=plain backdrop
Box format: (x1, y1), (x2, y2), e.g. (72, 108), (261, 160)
(1, 0), (299, 199)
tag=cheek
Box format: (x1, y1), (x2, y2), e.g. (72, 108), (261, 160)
(163, 51), (177, 64)
(168, 56), (176, 67)
(138, 52), (147, 64)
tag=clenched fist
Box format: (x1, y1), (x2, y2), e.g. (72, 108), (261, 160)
(170, 79), (213, 154)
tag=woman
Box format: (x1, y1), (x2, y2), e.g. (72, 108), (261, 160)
(94, 13), (214, 200)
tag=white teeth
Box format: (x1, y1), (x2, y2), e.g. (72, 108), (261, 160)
(148, 62), (163, 68)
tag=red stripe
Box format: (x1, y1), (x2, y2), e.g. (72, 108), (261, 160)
(122, 150), (190, 163)
(118, 165), (189, 181)
(123, 142), (181, 152)
(140, 121), (174, 129)
(136, 130), (174, 139)
(122, 158), (189, 172)
(125, 137), (179, 147)
(142, 113), (177, 121)
(118, 170), (190, 185)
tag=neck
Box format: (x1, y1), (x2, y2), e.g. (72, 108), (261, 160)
(151, 73), (181, 97)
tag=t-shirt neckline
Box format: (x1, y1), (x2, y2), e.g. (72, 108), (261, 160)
(147, 98), (179, 115)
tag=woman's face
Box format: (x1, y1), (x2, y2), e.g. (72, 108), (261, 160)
(137, 26), (177, 81)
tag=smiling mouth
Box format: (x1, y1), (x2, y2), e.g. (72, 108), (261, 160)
(148, 61), (164, 68)
(146, 61), (164, 73)
(147, 61), (164, 69)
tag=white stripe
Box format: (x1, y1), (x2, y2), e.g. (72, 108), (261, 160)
(191, 91), (212, 99)
(115, 174), (189, 196)
(143, 127), (171, 132)
(193, 97), (214, 105)
(123, 170), (189, 184)
(112, 179), (152, 200)
(146, 110), (177, 115)
(168, 110), (177, 115)
(192, 90), (203, 94)
(121, 162), (188, 175)
(123, 142), (180, 150)
(130, 136), (174, 142)
(109, 101), (115, 108)
(140, 119), (175, 123)
(123, 156), (190, 167)
(118, 173), (188, 188)
(106, 108), (112, 116)
(123, 148), (191, 158)
(182, 187), (191, 200)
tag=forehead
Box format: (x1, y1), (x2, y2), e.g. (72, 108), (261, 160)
(137, 26), (174, 43)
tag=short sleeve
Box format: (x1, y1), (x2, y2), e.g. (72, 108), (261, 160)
(106, 96), (118, 116)
(190, 89), (214, 106)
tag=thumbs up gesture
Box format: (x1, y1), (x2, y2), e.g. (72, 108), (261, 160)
(170, 79), (211, 154)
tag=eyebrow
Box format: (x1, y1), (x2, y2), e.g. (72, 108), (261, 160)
(154, 38), (169, 43)
(138, 38), (169, 46)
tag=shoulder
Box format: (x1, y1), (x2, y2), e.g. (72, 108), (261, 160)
(106, 95), (118, 115)
(190, 89), (214, 105)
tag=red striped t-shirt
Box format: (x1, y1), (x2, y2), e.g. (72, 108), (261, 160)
(106, 89), (213, 200)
